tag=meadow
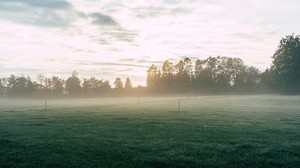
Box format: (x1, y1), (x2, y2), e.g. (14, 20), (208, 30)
(0, 95), (299, 167)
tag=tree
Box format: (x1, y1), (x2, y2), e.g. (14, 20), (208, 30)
(35, 74), (47, 95)
(114, 78), (123, 89)
(65, 71), (81, 95)
(270, 34), (300, 93)
(0, 78), (5, 96)
(51, 76), (64, 95)
(147, 64), (159, 88)
(6, 75), (36, 97)
(162, 60), (174, 78)
(161, 60), (174, 87)
(261, 68), (279, 90)
(235, 66), (261, 88)
(101, 80), (111, 93)
(174, 58), (193, 88)
(82, 77), (112, 96)
(83, 77), (100, 95)
(183, 57), (193, 84)
(124, 77), (132, 90)
(37, 74), (45, 86)
(193, 57), (217, 88)
(193, 56), (261, 90)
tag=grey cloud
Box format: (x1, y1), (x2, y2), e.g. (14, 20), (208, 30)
(23, 0), (72, 9)
(90, 37), (110, 45)
(89, 27), (137, 44)
(134, 4), (191, 18)
(101, 29), (137, 42)
(89, 12), (119, 26)
(75, 11), (88, 18)
(0, 0), (72, 9)
(0, 0), (74, 27)
(86, 12), (137, 43)
(0, 1), (137, 43)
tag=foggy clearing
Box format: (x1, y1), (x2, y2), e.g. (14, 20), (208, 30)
(1, 0), (300, 167)
(1, 95), (299, 167)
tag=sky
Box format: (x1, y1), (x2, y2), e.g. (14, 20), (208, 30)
(0, 0), (299, 86)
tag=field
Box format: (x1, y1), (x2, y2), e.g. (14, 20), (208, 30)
(0, 95), (299, 167)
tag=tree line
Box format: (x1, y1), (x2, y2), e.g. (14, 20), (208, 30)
(146, 34), (300, 94)
(147, 56), (263, 93)
(0, 71), (135, 98)
(0, 34), (299, 97)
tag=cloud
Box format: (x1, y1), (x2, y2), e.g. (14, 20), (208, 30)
(80, 62), (149, 69)
(22, 0), (72, 9)
(89, 12), (119, 26)
(0, 0), (72, 10)
(0, 0), (138, 44)
(119, 58), (137, 62)
(85, 12), (137, 43)
(0, 0), (74, 27)
(1, 0), (300, 86)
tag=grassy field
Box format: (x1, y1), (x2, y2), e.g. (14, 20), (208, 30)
(0, 95), (299, 167)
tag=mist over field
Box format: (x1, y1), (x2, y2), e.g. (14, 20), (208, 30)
(1, 95), (300, 167)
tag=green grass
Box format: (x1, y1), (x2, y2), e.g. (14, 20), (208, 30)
(0, 95), (299, 167)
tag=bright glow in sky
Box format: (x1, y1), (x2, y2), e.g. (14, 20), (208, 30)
(0, 0), (299, 86)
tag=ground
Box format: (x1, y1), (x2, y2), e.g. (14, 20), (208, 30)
(0, 95), (299, 167)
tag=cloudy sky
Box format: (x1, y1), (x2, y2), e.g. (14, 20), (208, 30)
(0, 0), (299, 86)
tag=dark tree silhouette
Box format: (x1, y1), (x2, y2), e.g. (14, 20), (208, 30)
(0, 51), (272, 97)
(270, 34), (300, 93)
(114, 78), (123, 89)
(0, 78), (5, 96)
(124, 77), (133, 90)
(83, 77), (100, 95)
(193, 56), (260, 90)
(82, 77), (112, 96)
(194, 57), (217, 88)
(101, 80), (112, 92)
(37, 74), (45, 86)
(35, 74), (46, 95)
(65, 71), (81, 95)
(51, 76), (64, 96)
(6, 75), (36, 97)
(235, 66), (261, 88)
(161, 60), (174, 88)
(173, 58), (193, 88)
(147, 64), (159, 88)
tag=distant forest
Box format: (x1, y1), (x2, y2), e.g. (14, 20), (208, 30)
(0, 34), (299, 97)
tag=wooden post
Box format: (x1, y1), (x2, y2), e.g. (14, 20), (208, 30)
(138, 96), (140, 105)
(178, 99), (181, 112)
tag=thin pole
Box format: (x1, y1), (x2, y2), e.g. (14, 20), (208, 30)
(138, 96), (140, 105)
(178, 99), (181, 112)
